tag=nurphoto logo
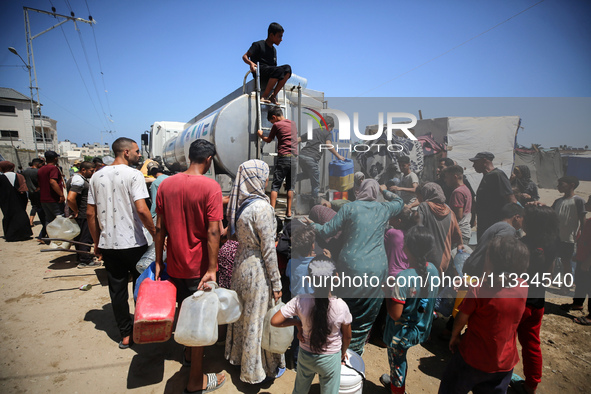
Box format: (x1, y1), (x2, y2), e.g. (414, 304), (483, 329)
(304, 108), (417, 153)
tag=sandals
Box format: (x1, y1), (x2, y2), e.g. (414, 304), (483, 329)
(560, 303), (584, 311)
(574, 316), (591, 326)
(183, 373), (225, 394)
(118, 337), (132, 349)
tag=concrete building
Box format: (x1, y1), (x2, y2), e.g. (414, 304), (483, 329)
(79, 142), (111, 157)
(58, 140), (111, 160)
(0, 87), (58, 153)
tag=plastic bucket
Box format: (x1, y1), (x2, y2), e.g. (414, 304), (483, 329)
(339, 349), (364, 394)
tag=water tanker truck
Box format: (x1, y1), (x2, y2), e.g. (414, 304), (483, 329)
(143, 74), (324, 182)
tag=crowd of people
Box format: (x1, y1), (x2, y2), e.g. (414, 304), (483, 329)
(2, 20), (589, 393)
(1, 136), (591, 394)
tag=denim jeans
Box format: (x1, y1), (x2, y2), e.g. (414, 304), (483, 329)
(297, 155), (320, 198)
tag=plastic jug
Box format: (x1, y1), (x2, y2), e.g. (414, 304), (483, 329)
(175, 289), (219, 347)
(134, 261), (170, 302)
(133, 278), (177, 344)
(46, 216), (81, 248)
(206, 282), (242, 325)
(340, 349), (365, 394)
(261, 302), (293, 354)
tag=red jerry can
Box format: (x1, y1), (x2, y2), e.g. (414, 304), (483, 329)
(133, 278), (177, 344)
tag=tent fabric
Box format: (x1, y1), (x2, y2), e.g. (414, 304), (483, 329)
(351, 116), (521, 190)
(445, 116), (520, 191)
(417, 135), (445, 156)
(514, 148), (563, 189)
(566, 156), (591, 181)
(536, 149), (564, 188)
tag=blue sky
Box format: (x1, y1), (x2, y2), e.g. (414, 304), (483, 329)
(1, 0), (590, 148)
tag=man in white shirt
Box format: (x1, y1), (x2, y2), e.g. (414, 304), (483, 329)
(87, 137), (155, 349)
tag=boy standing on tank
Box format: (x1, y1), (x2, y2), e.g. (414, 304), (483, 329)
(257, 107), (297, 218)
(243, 22), (292, 104)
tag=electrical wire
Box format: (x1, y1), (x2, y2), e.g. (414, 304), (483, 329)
(76, 27), (111, 125)
(357, 0), (546, 97)
(40, 91), (102, 131)
(57, 23), (109, 131)
(63, 0), (73, 14)
(47, 0), (111, 131)
(84, 0), (113, 118)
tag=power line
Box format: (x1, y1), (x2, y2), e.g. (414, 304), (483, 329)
(357, 0), (546, 97)
(57, 23), (109, 131)
(40, 91), (102, 131)
(84, 0), (112, 118)
(50, 0), (114, 127)
(76, 26), (110, 124)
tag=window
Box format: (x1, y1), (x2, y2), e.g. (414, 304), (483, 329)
(0, 130), (19, 140)
(0, 105), (16, 114)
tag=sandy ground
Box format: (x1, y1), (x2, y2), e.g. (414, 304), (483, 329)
(1, 183), (590, 393)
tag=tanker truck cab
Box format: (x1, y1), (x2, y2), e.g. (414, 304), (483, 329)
(144, 121), (188, 164)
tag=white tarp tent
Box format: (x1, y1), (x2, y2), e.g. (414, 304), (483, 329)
(412, 116), (520, 190)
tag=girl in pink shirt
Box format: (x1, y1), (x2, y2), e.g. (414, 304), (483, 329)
(271, 258), (352, 394)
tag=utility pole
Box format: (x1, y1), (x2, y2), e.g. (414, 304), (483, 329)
(8, 47), (37, 154)
(23, 6), (95, 152)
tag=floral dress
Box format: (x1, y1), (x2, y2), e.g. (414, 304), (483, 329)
(225, 199), (285, 383)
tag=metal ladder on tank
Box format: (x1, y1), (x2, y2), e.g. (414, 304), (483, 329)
(252, 62), (289, 160)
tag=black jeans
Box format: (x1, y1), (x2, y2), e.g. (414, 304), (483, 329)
(102, 245), (148, 338)
(74, 218), (93, 263)
(41, 202), (65, 225)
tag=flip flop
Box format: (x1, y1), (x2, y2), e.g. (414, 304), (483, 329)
(573, 316), (591, 326)
(183, 373), (225, 394)
(118, 338), (132, 349)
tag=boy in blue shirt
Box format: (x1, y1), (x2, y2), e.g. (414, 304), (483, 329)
(243, 22), (292, 104)
(288, 225), (316, 297)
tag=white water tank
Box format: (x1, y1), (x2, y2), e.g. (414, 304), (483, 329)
(162, 80), (323, 177)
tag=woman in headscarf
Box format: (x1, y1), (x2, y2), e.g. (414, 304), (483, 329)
(0, 161), (33, 242)
(311, 178), (404, 355)
(416, 182), (463, 272)
(513, 165), (539, 203)
(225, 159), (285, 384)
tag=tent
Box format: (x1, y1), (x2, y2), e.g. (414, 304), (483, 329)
(411, 116), (521, 190)
(514, 148), (563, 189)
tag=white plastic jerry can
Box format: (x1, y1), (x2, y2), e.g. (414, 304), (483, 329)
(206, 282), (243, 325)
(174, 289), (219, 347)
(261, 302), (293, 354)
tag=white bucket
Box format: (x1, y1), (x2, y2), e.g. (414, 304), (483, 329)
(339, 349), (365, 394)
